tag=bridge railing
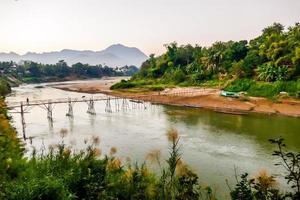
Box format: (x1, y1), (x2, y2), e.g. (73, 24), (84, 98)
(6, 88), (218, 108)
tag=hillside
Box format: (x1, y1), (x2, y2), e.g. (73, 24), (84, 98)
(112, 23), (300, 99)
(0, 44), (148, 68)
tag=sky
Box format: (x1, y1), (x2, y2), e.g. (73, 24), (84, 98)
(0, 0), (299, 56)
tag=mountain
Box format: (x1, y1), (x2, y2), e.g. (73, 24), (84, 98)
(0, 44), (148, 68)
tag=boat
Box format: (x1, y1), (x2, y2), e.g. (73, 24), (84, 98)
(220, 90), (239, 98)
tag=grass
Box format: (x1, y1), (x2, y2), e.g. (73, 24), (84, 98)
(111, 79), (170, 92)
(112, 76), (300, 100)
(224, 79), (300, 99)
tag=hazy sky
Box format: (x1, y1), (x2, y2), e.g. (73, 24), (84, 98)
(0, 0), (299, 55)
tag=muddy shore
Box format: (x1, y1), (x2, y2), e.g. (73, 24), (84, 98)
(53, 79), (300, 118)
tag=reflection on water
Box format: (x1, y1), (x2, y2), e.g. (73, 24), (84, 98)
(163, 106), (300, 151)
(5, 80), (300, 198)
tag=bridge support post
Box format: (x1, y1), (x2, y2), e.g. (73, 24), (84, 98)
(105, 97), (112, 113)
(122, 98), (129, 111)
(115, 98), (120, 112)
(66, 98), (74, 117)
(20, 102), (26, 139)
(87, 97), (96, 115)
(133, 101), (137, 109)
(47, 101), (53, 122)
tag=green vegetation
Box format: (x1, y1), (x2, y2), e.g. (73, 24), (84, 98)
(223, 79), (300, 98)
(110, 79), (165, 92)
(0, 120), (215, 199)
(112, 23), (300, 98)
(0, 78), (11, 96)
(0, 60), (138, 84)
(229, 138), (300, 200)
(1, 63), (300, 199)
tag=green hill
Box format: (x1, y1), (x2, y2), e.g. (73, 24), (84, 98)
(112, 23), (300, 98)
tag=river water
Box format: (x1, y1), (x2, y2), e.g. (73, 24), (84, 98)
(5, 79), (300, 198)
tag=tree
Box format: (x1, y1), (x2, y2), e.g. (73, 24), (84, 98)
(269, 138), (300, 199)
(26, 62), (41, 77)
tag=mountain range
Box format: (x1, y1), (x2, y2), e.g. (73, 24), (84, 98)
(0, 44), (148, 68)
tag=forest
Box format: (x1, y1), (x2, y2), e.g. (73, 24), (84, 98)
(112, 23), (300, 98)
(0, 60), (138, 84)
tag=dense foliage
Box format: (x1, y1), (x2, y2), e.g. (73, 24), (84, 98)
(0, 78), (11, 96)
(0, 97), (24, 198)
(0, 60), (138, 83)
(0, 125), (215, 199)
(114, 23), (300, 98)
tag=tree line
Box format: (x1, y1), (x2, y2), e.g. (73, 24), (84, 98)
(116, 23), (300, 98)
(0, 60), (138, 83)
(137, 22), (300, 82)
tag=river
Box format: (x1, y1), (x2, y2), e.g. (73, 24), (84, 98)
(6, 79), (300, 198)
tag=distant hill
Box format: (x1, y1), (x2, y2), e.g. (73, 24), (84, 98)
(0, 44), (148, 68)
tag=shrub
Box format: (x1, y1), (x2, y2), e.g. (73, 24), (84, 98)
(2, 127), (214, 200)
(247, 82), (280, 98)
(231, 60), (248, 78)
(257, 63), (289, 82)
(170, 69), (186, 84)
(0, 78), (11, 96)
(245, 80), (300, 98)
(110, 79), (137, 89)
(189, 70), (210, 84)
(5, 177), (71, 200)
(0, 100), (24, 183)
(269, 138), (300, 199)
(230, 172), (282, 200)
(224, 79), (254, 92)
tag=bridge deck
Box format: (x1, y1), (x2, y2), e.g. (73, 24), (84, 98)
(7, 96), (122, 109)
(6, 89), (210, 109)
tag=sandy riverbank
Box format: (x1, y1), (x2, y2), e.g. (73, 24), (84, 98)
(53, 78), (300, 117)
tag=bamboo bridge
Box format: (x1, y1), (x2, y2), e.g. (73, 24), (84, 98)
(7, 95), (150, 140)
(6, 89), (214, 140)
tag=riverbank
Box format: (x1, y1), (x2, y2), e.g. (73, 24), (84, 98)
(53, 79), (300, 117)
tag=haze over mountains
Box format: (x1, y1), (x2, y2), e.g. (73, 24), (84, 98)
(0, 44), (148, 68)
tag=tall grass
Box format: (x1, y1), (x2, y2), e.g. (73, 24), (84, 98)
(1, 127), (215, 200)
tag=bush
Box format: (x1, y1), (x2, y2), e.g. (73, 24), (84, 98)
(164, 69), (186, 84)
(1, 129), (214, 200)
(6, 177), (71, 200)
(0, 100), (24, 183)
(189, 70), (212, 84)
(245, 80), (300, 98)
(223, 79), (300, 98)
(0, 78), (11, 96)
(257, 63), (289, 82)
(224, 79), (254, 92)
(278, 80), (300, 98)
(110, 80), (137, 89)
(247, 82), (281, 98)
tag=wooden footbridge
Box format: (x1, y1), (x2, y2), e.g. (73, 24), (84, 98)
(7, 95), (151, 140)
(6, 88), (215, 140)
(7, 96), (129, 116)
